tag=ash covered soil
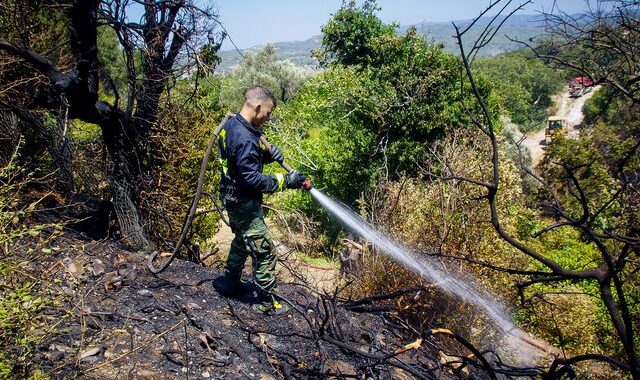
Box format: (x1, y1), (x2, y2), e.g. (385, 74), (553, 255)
(28, 229), (461, 379)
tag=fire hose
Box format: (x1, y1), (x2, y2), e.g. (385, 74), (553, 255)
(147, 114), (310, 274)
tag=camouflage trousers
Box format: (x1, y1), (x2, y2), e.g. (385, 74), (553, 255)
(225, 198), (277, 292)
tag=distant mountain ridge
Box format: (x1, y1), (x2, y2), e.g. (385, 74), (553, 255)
(216, 14), (546, 73)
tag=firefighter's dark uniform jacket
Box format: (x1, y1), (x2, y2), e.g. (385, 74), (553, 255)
(218, 114), (284, 205)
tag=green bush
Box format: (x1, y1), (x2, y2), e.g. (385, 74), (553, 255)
(150, 76), (226, 247)
(265, 4), (501, 250)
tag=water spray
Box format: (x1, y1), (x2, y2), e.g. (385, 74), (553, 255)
(308, 187), (555, 362)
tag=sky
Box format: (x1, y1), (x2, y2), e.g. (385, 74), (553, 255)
(216, 0), (591, 51)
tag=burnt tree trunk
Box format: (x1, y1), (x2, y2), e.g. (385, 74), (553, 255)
(0, 0), (218, 251)
(68, 0), (153, 249)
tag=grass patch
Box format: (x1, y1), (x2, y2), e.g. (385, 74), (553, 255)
(296, 251), (339, 268)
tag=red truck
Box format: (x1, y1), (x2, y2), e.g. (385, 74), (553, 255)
(569, 76), (594, 97)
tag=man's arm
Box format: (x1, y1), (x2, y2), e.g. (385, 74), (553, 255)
(261, 145), (283, 165)
(261, 148), (275, 164)
(235, 139), (285, 193)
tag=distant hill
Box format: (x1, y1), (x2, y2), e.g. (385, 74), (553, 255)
(216, 14), (546, 73)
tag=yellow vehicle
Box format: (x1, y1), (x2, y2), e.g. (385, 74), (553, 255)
(545, 116), (567, 144)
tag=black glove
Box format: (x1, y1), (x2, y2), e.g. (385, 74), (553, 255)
(284, 171), (307, 189)
(270, 145), (284, 163)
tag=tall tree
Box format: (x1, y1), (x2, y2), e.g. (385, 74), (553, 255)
(0, 0), (222, 250)
(315, 0), (395, 67)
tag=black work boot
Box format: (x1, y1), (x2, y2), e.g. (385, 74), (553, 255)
(251, 292), (290, 315)
(218, 271), (253, 297)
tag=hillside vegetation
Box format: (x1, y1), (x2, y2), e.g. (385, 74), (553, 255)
(216, 14), (546, 72)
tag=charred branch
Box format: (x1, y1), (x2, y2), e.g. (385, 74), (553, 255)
(451, 1), (640, 377)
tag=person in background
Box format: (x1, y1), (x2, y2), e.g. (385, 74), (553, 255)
(340, 234), (363, 276)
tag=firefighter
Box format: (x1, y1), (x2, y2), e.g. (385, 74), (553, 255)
(217, 85), (306, 315)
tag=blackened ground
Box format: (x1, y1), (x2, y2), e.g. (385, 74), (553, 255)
(27, 229), (489, 379)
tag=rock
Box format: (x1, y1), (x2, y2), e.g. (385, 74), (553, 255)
(92, 259), (106, 276)
(324, 359), (356, 375)
(104, 344), (129, 359)
(104, 271), (122, 290)
(201, 371), (211, 378)
(67, 261), (84, 277)
(124, 268), (137, 282)
(391, 367), (416, 380)
(61, 286), (75, 296)
(81, 356), (100, 365)
(49, 343), (72, 353)
(137, 289), (153, 297)
(376, 332), (387, 346)
(79, 346), (102, 361)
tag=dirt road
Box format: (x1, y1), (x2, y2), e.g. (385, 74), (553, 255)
(522, 86), (599, 166)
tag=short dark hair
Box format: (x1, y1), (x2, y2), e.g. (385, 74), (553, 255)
(244, 85), (276, 107)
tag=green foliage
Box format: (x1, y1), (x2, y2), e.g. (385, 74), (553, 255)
(0, 0), (70, 61)
(267, 4), (502, 252)
(542, 90), (639, 231)
(366, 29), (476, 158)
(275, 31), (495, 194)
(0, 159), (63, 379)
(318, 5), (501, 174)
(269, 66), (380, 203)
(315, 0), (395, 67)
(511, 224), (626, 356)
(0, 1), (72, 115)
(540, 130), (631, 230)
(96, 26), (129, 105)
(473, 51), (565, 131)
(582, 86), (611, 125)
(523, 90), (640, 358)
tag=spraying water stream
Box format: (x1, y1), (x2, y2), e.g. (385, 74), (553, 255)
(309, 187), (548, 362)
